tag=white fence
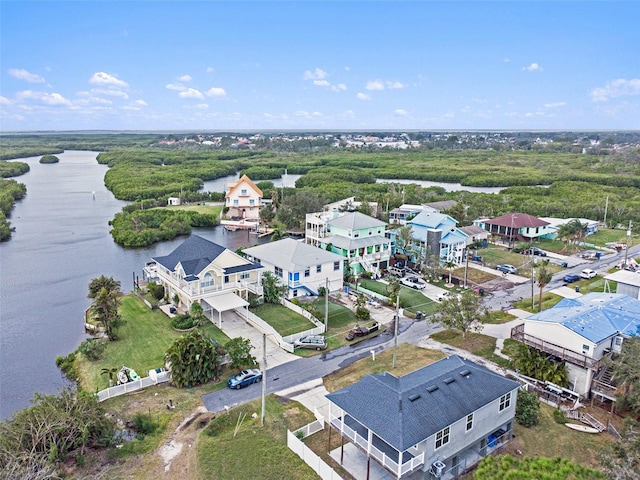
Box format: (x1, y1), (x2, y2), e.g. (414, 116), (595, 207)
(287, 428), (344, 480)
(95, 370), (169, 402)
(280, 298), (327, 345)
(237, 308), (295, 353)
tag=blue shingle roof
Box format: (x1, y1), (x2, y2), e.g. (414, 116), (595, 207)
(326, 355), (520, 452)
(153, 235), (226, 275)
(526, 293), (640, 343)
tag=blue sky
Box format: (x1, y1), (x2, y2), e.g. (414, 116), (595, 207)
(1, 1), (639, 131)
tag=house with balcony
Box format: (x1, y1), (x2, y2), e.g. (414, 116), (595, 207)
(474, 213), (550, 245)
(327, 355), (520, 480)
(539, 217), (599, 239)
(388, 201), (458, 225)
(147, 235), (264, 327)
(314, 211), (390, 277)
(242, 238), (344, 299)
(393, 210), (468, 266)
(510, 293), (640, 401)
(224, 174), (263, 220)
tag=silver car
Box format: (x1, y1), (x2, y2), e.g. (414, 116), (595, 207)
(294, 335), (327, 351)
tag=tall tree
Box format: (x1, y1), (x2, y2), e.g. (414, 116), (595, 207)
(536, 262), (553, 312)
(394, 225), (414, 258)
(87, 275), (124, 341)
(599, 417), (640, 480)
(430, 290), (489, 338)
(605, 332), (640, 414)
(165, 330), (223, 388)
(261, 271), (287, 303)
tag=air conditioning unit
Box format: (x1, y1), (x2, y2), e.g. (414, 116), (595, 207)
(430, 460), (446, 478)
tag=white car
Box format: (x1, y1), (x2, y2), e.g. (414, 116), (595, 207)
(400, 276), (427, 290)
(580, 269), (597, 279)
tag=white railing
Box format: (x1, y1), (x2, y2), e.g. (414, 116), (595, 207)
(95, 370), (169, 402)
(282, 326), (326, 345)
(280, 299), (326, 345)
(287, 429), (344, 480)
(237, 308), (295, 353)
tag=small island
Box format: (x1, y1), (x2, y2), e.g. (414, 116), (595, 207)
(39, 154), (60, 164)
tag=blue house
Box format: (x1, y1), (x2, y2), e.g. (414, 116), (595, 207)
(403, 210), (468, 265)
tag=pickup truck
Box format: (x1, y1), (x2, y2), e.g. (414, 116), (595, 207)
(400, 276), (427, 290)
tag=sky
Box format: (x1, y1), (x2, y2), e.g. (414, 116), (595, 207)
(1, 1), (639, 132)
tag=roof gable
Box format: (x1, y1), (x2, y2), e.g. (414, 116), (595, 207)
(326, 356), (520, 451)
(327, 211), (386, 231)
(225, 174), (263, 198)
(153, 235), (227, 275)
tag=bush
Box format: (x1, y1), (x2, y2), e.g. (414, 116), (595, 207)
(170, 314), (199, 330)
(515, 390), (540, 427)
(131, 412), (158, 435)
(553, 408), (567, 424)
(56, 353), (78, 382)
(77, 338), (106, 361)
(147, 281), (165, 301)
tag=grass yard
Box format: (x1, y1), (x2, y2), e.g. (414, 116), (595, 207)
(251, 303), (315, 336)
(587, 228), (638, 247)
(486, 310), (518, 324)
(512, 292), (564, 313)
(357, 279), (436, 314)
(75, 295), (229, 391)
(197, 396), (318, 480)
(430, 329), (510, 368)
(323, 343), (445, 393)
(163, 204), (223, 217)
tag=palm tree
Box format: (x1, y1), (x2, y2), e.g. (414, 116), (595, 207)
(395, 225), (414, 259)
(444, 260), (456, 285)
(87, 275), (124, 341)
(536, 262), (553, 312)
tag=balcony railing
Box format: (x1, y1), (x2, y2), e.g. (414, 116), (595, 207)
(157, 270), (262, 299)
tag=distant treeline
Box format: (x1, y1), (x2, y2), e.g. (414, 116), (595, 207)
(0, 179), (27, 241)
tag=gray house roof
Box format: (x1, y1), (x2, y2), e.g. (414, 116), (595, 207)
(326, 355), (520, 452)
(243, 238), (343, 271)
(328, 211), (386, 230)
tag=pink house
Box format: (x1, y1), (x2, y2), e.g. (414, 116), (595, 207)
(224, 175), (263, 220)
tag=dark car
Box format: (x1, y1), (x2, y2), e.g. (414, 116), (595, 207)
(527, 247), (547, 257)
(563, 273), (580, 283)
(227, 368), (262, 389)
(293, 335), (327, 351)
(496, 264), (518, 275)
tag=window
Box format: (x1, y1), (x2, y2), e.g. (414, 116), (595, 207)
(304, 268), (310, 277)
(368, 229), (372, 235)
(316, 264), (322, 273)
(435, 426), (450, 449)
(240, 272), (250, 280)
(333, 261), (340, 271)
(233, 199), (239, 206)
(200, 272), (214, 288)
(499, 392), (511, 411)
(249, 199), (255, 206)
(466, 413), (473, 431)
(241, 189), (247, 195)
(275, 266), (283, 278)
(224, 275), (230, 283)
(293, 289), (298, 297)
(582, 344), (590, 352)
(354, 231), (359, 238)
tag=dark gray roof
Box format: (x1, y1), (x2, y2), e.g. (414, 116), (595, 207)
(224, 263), (262, 274)
(326, 355), (520, 452)
(153, 235), (226, 275)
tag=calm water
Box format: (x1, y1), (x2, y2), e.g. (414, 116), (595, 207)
(201, 172), (302, 192)
(0, 151), (265, 419)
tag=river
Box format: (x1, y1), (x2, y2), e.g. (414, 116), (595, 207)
(0, 151), (502, 419)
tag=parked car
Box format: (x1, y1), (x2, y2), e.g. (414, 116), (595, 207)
(387, 266), (405, 277)
(580, 269), (597, 279)
(579, 250), (600, 260)
(400, 276), (427, 290)
(293, 335), (327, 351)
(563, 273), (581, 283)
(227, 369), (262, 389)
(526, 247), (547, 257)
(496, 264), (518, 275)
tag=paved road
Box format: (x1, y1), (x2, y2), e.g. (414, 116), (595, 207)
(201, 316), (442, 413)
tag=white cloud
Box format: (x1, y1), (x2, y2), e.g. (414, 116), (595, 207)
(91, 88), (129, 99)
(89, 72), (128, 88)
(357, 92), (371, 101)
(344, 66), (351, 72)
(394, 109), (408, 116)
(313, 80), (330, 87)
(205, 87), (226, 97)
(503, 58), (511, 63)
(0, 96), (11, 105)
(133, 99), (147, 106)
(332, 83), (347, 92)
(195, 103), (209, 109)
(178, 74), (192, 82)
(16, 90), (72, 106)
(179, 88), (204, 99)
(544, 101), (566, 108)
(206, 67), (215, 73)
(365, 80), (384, 91)
(166, 83), (186, 91)
(303, 68), (327, 80)
(522, 63), (542, 72)
(9, 68), (45, 83)
(590, 78), (640, 101)
(386, 81), (405, 90)
(295, 110), (309, 117)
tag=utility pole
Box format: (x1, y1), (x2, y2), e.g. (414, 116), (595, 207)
(392, 296), (399, 369)
(531, 246), (535, 311)
(603, 196), (609, 227)
(623, 221), (632, 269)
(463, 248), (469, 288)
(261, 333), (267, 427)
(324, 277), (329, 332)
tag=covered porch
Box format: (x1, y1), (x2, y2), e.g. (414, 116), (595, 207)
(201, 292), (250, 328)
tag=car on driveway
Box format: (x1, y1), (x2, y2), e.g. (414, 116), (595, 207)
(227, 369), (262, 389)
(400, 276), (427, 290)
(496, 264), (518, 275)
(293, 335), (327, 351)
(563, 273), (581, 283)
(580, 269), (597, 279)
(526, 247), (547, 257)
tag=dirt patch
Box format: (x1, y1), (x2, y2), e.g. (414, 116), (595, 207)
(283, 407), (300, 417)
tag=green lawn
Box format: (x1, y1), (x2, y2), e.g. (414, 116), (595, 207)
(512, 292), (565, 313)
(76, 295), (229, 391)
(162, 204), (223, 216)
(197, 396), (318, 480)
(431, 329), (510, 368)
(251, 303), (316, 336)
(358, 278), (437, 315)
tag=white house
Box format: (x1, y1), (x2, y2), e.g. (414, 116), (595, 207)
(147, 235), (264, 327)
(327, 355), (521, 479)
(242, 238), (344, 299)
(167, 197), (181, 206)
(604, 269), (640, 299)
(224, 174), (263, 220)
(511, 292), (640, 399)
(539, 217), (599, 239)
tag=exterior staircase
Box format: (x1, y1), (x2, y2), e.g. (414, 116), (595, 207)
(359, 256), (380, 279)
(565, 410), (606, 432)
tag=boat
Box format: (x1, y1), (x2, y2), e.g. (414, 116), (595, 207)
(564, 423), (599, 434)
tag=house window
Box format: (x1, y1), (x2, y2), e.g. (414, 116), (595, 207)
(499, 392), (511, 411)
(275, 266), (283, 278)
(333, 261), (340, 271)
(293, 289), (298, 297)
(250, 199), (255, 206)
(582, 344), (590, 352)
(240, 272), (250, 280)
(368, 229), (372, 235)
(224, 275), (230, 283)
(316, 264), (322, 273)
(435, 426), (450, 449)
(233, 199), (239, 206)
(354, 231), (359, 238)
(241, 189), (247, 195)
(304, 268), (310, 277)
(466, 413), (473, 431)
(200, 272), (214, 288)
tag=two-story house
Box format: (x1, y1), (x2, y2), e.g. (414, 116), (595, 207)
(224, 174), (263, 220)
(242, 238), (344, 299)
(318, 211), (391, 277)
(147, 235), (264, 327)
(403, 210), (468, 265)
(511, 292), (640, 401)
(474, 213), (550, 245)
(327, 355), (521, 479)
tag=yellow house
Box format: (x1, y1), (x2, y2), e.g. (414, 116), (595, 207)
(225, 174), (263, 220)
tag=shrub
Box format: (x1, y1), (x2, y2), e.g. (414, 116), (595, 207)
(147, 281), (165, 301)
(170, 314), (199, 330)
(515, 390), (540, 427)
(131, 412), (158, 435)
(55, 353), (78, 382)
(77, 338), (106, 361)
(553, 408), (567, 424)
